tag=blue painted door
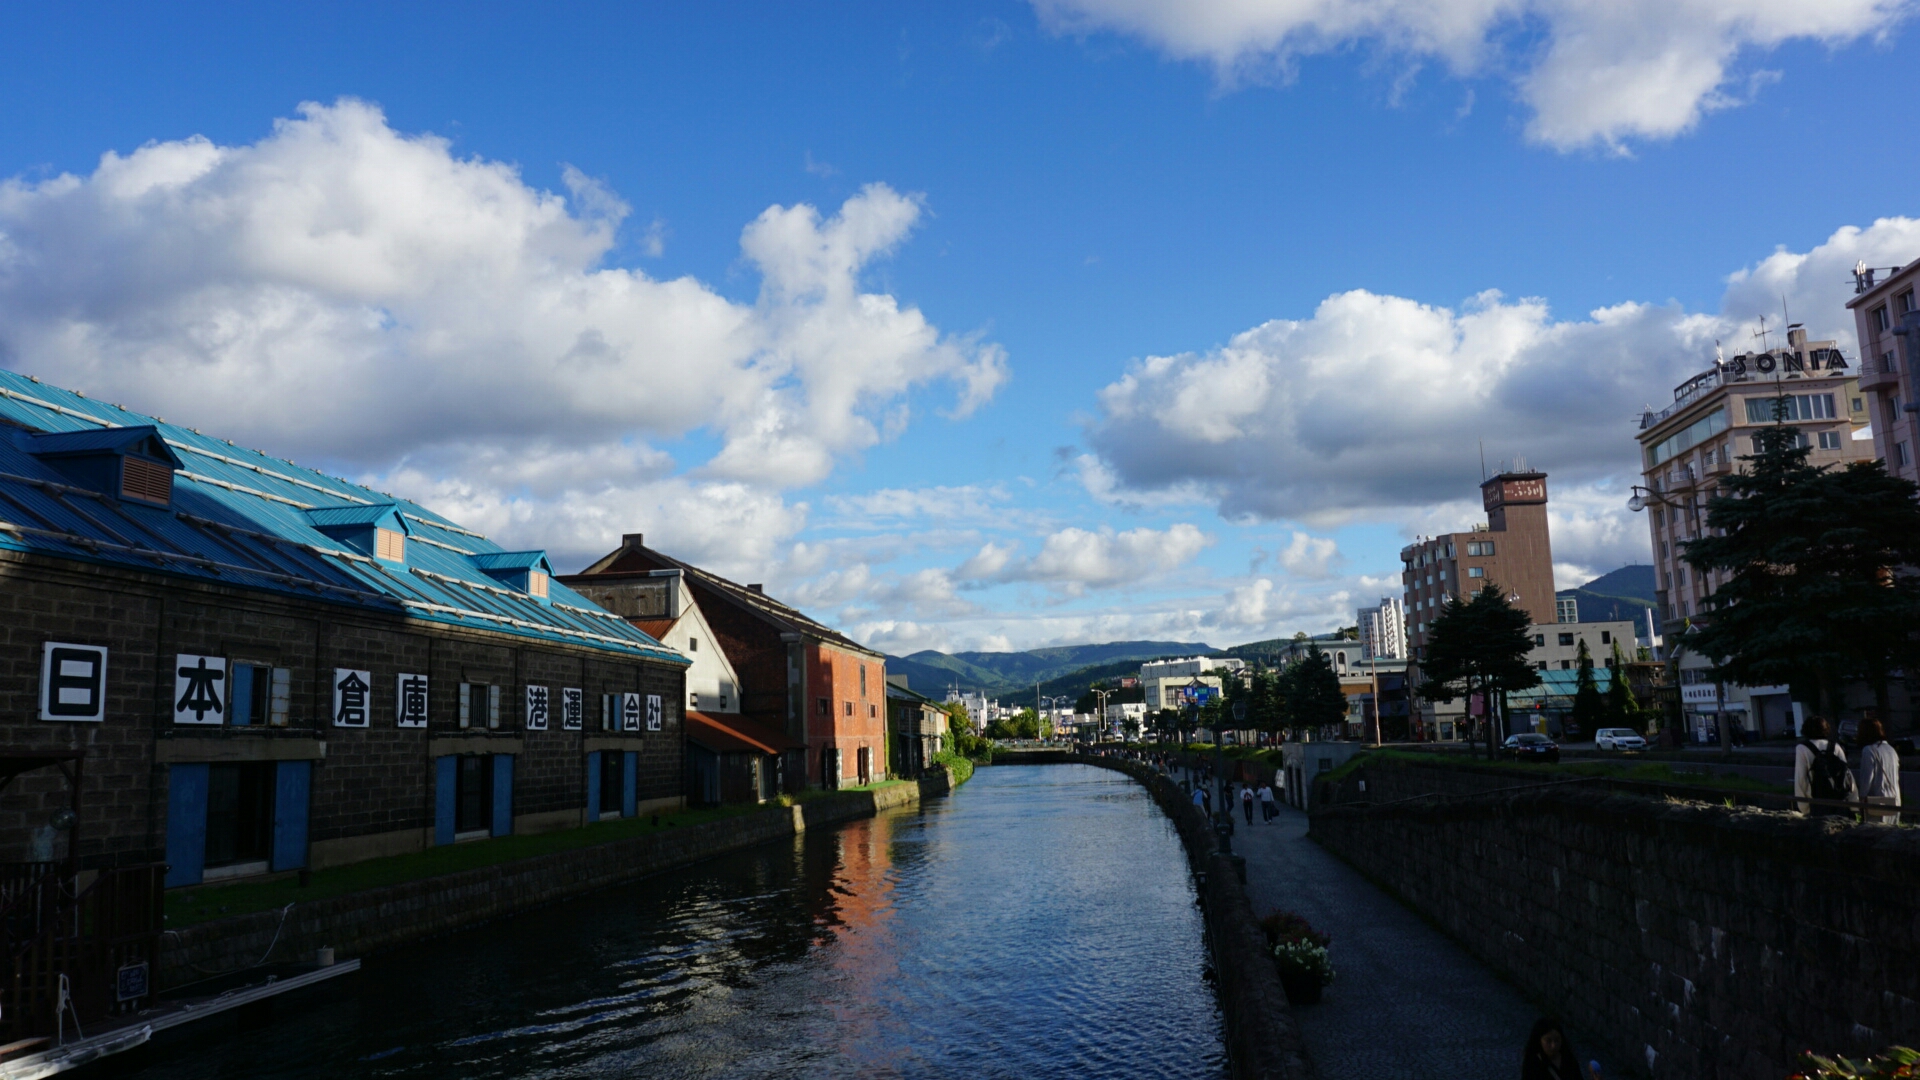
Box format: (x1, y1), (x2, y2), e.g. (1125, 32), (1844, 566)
(585, 751), (602, 823)
(434, 756), (457, 846)
(270, 761), (311, 871)
(491, 754), (514, 837)
(622, 752), (638, 818)
(164, 764), (210, 888)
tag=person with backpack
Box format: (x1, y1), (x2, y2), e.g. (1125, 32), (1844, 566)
(1794, 716), (1856, 818)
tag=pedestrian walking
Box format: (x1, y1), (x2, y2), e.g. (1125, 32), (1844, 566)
(1241, 783), (1255, 824)
(1856, 717), (1902, 825)
(1521, 1017), (1598, 1080)
(1794, 716), (1855, 817)
(1258, 782), (1276, 821)
(1191, 786), (1209, 816)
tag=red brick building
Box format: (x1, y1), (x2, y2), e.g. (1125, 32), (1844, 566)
(563, 535), (888, 789)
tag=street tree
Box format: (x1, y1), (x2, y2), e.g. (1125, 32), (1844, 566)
(1604, 641), (1643, 730)
(1682, 423), (1920, 723)
(1420, 583), (1541, 759)
(1570, 639), (1605, 736)
(1283, 644), (1347, 734)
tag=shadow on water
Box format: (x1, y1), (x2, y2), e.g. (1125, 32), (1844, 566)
(101, 764), (1226, 1079)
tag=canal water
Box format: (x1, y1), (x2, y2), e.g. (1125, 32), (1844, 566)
(105, 763), (1226, 1079)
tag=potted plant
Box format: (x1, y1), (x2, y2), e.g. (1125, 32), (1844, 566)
(1791, 1046), (1920, 1079)
(1260, 911), (1334, 1006)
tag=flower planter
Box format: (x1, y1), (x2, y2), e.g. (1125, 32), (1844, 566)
(1279, 969), (1322, 1006)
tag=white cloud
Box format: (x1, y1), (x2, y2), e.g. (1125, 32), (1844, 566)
(960, 523), (1214, 593)
(0, 100), (1005, 574)
(1271, 531), (1340, 579)
(1219, 577), (1277, 627)
(1084, 218), (1919, 589)
(1031, 0), (1909, 149)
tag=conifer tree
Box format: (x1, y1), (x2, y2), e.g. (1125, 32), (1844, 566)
(1683, 423), (1920, 722)
(1570, 639), (1606, 735)
(1420, 584), (1541, 758)
(1604, 640), (1642, 729)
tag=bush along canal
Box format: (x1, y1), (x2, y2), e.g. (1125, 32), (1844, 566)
(99, 764), (1226, 1079)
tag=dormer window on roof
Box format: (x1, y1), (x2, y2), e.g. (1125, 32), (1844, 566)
(304, 503), (411, 563)
(470, 551), (556, 604)
(19, 425), (183, 508)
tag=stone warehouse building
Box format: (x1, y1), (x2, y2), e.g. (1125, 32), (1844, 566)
(564, 536), (889, 791)
(0, 371), (688, 888)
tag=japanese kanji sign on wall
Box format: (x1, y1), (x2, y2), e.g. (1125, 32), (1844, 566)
(561, 687), (584, 731)
(396, 673), (429, 728)
(646, 693), (663, 731)
(40, 642), (107, 722)
(621, 692), (641, 732)
(174, 654), (227, 725)
(332, 668), (372, 727)
(525, 685), (550, 731)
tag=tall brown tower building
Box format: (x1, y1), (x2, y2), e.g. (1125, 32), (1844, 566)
(1400, 470), (1555, 656)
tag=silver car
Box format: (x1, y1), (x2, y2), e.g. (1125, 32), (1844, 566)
(1595, 727), (1647, 751)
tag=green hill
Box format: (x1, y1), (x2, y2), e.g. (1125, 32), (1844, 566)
(1557, 564), (1656, 625)
(885, 639), (1216, 699)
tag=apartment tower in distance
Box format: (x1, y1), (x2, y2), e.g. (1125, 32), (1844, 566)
(1400, 467), (1555, 656)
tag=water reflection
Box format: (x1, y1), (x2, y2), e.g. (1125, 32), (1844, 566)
(105, 764), (1225, 1079)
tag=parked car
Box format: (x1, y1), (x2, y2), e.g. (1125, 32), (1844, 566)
(1595, 728), (1647, 752)
(1501, 733), (1561, 763)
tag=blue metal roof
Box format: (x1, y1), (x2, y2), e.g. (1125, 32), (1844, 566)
(304, 503), (410, 533)
(0, 371), (685, 665)
(470, 550), (555, 574)
(19, 425), (184, 465)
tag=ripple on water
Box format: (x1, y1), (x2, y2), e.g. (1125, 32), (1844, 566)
(102, 765), (1224, 1080)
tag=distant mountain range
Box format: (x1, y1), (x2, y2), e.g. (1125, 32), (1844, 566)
(885, 640), (1217, 700)
(1556, 564), (1656, 625)
(887, 564), (1660, 701)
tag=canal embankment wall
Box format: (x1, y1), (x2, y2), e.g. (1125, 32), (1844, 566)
(1311, 760), (1920, 1079)
(1030, 754), (1317, 1080)
(163, 770), (953, 987)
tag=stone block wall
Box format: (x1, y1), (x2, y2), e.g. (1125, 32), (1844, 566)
(1312, 763), (1920, 1078)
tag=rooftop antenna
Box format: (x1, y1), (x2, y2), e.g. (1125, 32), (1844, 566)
(1752, 314), (1772, 354)
(1714, 339), (1723, 365)
(1479, 439), (1487, 481)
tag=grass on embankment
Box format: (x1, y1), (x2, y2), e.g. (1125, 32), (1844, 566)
(1324, 747), (1788, 795)
(166, 780), (913, 929)
(930, 750), (981, 785)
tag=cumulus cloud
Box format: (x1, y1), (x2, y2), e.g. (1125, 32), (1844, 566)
(1031, 0), (1909, 149)
(0, 99), (1005, 572)
(954, 523), (1213, 594)
(1084, 218), (1920, 581)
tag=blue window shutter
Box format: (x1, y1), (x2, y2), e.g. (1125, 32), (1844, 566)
(270, 761), (311, 871)
(230, 665), (254, 726)
(585, 751), (602, 823)
(622, 752), (638, 818)
(164, 764), (210, 888)
(491, 755), (514, 837)
(434, 756), (457, 846)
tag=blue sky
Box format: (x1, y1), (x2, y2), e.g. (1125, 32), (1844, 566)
(0, 2), (1915, 653)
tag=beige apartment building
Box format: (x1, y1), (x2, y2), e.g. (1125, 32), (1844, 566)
(1634, 326), (1871, 628)
(1633, 327), (1872, 739)
(1846, 259), (1920, 482)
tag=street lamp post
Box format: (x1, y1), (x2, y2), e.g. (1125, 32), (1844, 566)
(1629, 483), (1736, 759)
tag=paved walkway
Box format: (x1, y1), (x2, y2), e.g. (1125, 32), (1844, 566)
(1229, 801), (1625, 1080)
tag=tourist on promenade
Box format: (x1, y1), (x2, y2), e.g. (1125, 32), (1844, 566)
(1241, 784), (1255, 824)
(1258, 782), (1276, 821)
(1192, 786), (1210, 815)
(1520, 1017), (1598, 1080)
(1794, 716), (1855, 817)
(1857, 718), (1902, 825)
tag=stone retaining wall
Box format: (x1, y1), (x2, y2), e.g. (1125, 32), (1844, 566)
(1312, 762), (1920, 1079)
(1073, 755), (1316, 1080)
(163, 771), (950, 986)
